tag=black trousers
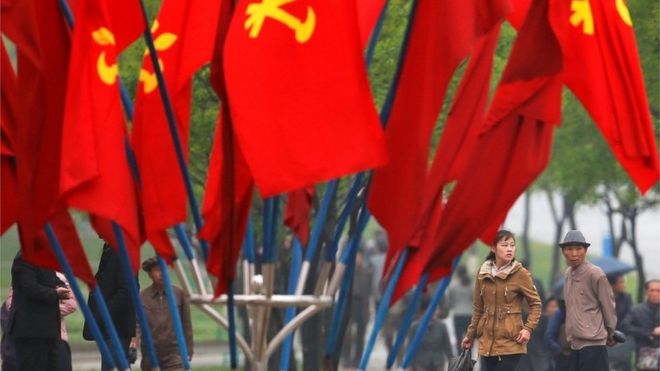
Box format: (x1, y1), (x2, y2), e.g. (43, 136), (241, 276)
(14, 337), (58, 371)
(570, 345), (609, 371)
(482, 354), (522, 371)
(56, 340), (72, 371)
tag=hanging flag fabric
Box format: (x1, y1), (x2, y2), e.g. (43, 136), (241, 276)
(417, 0), (563, 292)
(223, 0), (387, 197)
(199, 107), (255, 296)
(200, 0), (256, 297)
(284, 187), (314, 246)
(60, 0), (145, 272)
(369, 0), (511, 284)
(0, 2), (95, 286)
(549, 0), (659, 193)
(132, 0), (221, 260)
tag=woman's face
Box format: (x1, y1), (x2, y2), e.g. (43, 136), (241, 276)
(492, 236), (516, 265)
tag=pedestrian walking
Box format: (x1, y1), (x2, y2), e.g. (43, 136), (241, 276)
(560, 230), (616, 371)
(543, 299), (572, 371)
(607, 274), (634, 371)
(621, 279), (659, 371)
(82, 242), (138, 370)
(8, 254), (72, 371)
(446, 265), (473, 354)
(137, 257), (193, 371)
(408, 306), (453, 371)
(460, 230), (542, 371)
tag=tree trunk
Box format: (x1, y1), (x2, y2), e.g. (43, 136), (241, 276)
(545, 190), (564, 286)
(628, 208), (647, 301)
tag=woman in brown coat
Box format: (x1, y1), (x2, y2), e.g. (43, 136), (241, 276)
(460, 230), (542, 371)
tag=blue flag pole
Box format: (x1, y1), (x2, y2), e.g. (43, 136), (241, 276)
(325, 174), (364, 263)
(400, 256), (462, 369)
(279, 237), (303, 371)
(385, 272), (429, 368)
(44, 224), (116, 369)
(111, 223), (160, 369)
(357, 247), (408, 371)
(157, 256), (191, 370)
(325, 207), (371, 357)
(294, 181), (338, 295)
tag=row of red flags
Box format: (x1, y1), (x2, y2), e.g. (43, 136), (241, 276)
(1, 0), (657, 300)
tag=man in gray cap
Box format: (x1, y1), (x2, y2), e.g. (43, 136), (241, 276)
(560, 230), (616, 371)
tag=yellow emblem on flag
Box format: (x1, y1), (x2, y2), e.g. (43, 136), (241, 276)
(139, 20), (178, 93)
(244, 0), (316, 43)
(615, 0), (632, 26)
(93, 27), (119, 85)
(570, 0), (594, 35)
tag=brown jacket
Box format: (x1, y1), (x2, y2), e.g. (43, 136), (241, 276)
(466, 260), (542, 357)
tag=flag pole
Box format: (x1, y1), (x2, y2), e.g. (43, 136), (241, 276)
(294, 181), (338, 295)
(278, 237), (303, 371)
(157, 256), (191, 370)
(399, 256), (461, 370)
(111, 222), (160, 369)
(43, 224), (116, 369)
(325, 207), (371, 358)
(385, 272), (429, 369)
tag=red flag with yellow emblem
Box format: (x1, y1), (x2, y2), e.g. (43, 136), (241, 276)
(223, 0), (387, 197)
(131, 0), (221, 260)
(60, 0), (145, 271)
(549, 0), (659, 193)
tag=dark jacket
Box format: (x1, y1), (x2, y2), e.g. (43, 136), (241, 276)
(8, 257), (62, 339)
(83, 244), (137, 340)
(622, 301), (659, 348)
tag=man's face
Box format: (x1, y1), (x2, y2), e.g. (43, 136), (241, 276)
(148, 266), (164, 286)
(646, 281), (660, 305)
(562, 245), (587, 268)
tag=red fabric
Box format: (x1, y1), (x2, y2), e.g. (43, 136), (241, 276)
(223, 0), (387, 197)
(60, 0), (144, 272)
(416, 0), (563, 292)
(549, 0), (659, 194)
(356, 0), (386, 48)
(370, 0), (510, 283)
(0, 4), (95, 285)
(199, 107), (254, 297)
(200, 0), (255, 296)
(284, 187), (314, 246)
(132, 0), (222, 260)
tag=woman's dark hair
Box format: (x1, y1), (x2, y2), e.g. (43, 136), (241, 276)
(485, 229), (516, 261)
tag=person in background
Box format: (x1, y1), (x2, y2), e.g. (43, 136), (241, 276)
(8, 253), (72, 370)
(341, 250), (373, 369)
(82, 243), (137, 370)
(137, 256), (193, 371)
(607, 274), (633, 371)
(408, 305), (453, 371)
(461, 230), (542, 371)
(446, 264), (473, 353)
(544, 299), (572, 371)
(622, 279), (660, 371)
(560, 230), (616, 371)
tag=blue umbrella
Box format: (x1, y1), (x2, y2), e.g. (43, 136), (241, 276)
(552, 255), (635, 294)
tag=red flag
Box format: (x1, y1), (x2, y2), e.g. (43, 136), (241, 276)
(369, 0), (510, 283)
(549, 0), (659, 193)
(132, 0), (222, 260)
(199, 107), (254, 296)
(223, 0), (387, 197)
(418, 0), (563, 287)
(200, 0), (255, 296)
(284, 187), (314, 246)
(0, 3), (95, 286)
(60, 0), (145, 272)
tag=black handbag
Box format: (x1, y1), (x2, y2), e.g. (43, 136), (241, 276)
(448, 349), (476, 371)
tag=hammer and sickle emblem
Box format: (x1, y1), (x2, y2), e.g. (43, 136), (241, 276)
(139, 20), (178, 93)
(93, 27), (118, 85)
(244, 0), (316, 43)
